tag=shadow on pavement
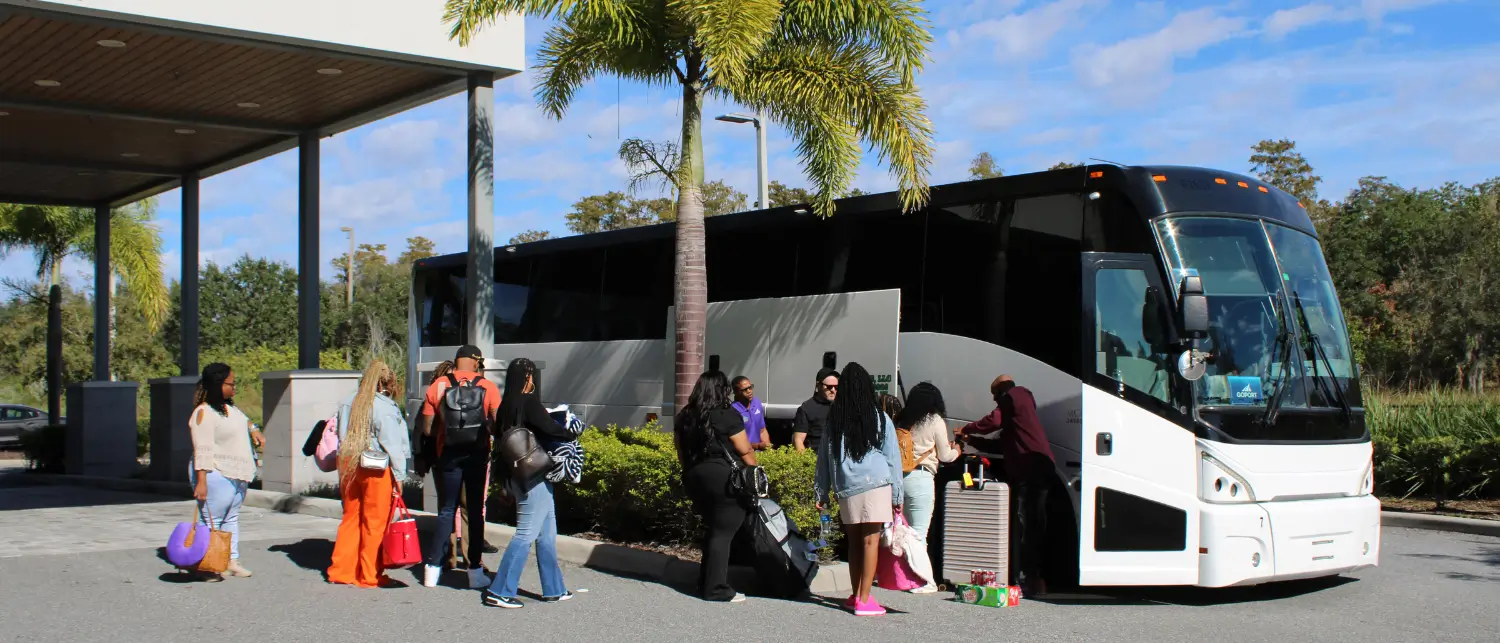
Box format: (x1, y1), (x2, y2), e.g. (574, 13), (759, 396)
(268, 538), (334, 575)
(1032, 575), (1358, 607)
(0, 482), (181, 512)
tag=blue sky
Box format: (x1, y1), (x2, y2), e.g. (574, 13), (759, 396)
(6, 0), (1498, 285)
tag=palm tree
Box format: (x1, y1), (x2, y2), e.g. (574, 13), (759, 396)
(443, 1), (936, 409)
(0, 200), (168, 388)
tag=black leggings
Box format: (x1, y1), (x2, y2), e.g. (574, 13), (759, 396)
(686, 462), (747, 601)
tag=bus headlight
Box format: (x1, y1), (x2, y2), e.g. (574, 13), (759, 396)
(1200, 451), (1257, 504)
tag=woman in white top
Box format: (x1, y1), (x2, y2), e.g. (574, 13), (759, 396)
(892, 382), (959, 568)
(188, 363), (262, 581)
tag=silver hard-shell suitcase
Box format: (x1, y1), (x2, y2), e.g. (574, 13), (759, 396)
(940, 456), (1009, 587)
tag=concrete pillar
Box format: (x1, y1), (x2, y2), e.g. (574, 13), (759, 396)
(93, 204), (110, 381)
(298, 132), (321, 369)
(259, 369), (359, 493)
(466, 71), (495, 350)
(180, 172), (200, 376)
(65, 381), (138, 477)
(147, 376), (199, 481)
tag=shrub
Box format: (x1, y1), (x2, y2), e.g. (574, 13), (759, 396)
(136, 417), (150, 458)
(1368, 392), (1500, 502)
(20, 424), (65, 472)
(541, 424), (842, 556)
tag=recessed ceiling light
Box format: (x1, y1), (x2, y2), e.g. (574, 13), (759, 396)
(174, 128), (197, 135)
(316, 68), (343, 75)
(34, 79), (61, 87)
(236, 102), (260, 108)
(120, 152), (140, 158)
(97, 39), (127, 48)
(0, 111), (9, 117)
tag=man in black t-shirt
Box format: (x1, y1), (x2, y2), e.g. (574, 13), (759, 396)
(792, 367), (839, 452)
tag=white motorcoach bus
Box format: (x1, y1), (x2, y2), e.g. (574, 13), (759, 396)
(408, 163), (1379, 590)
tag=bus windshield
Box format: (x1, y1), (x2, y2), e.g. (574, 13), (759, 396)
(1154, 217), (1308, 411)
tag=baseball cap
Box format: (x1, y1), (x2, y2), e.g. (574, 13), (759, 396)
(455, 344), (484, 361)
(815, 367), (839, 383)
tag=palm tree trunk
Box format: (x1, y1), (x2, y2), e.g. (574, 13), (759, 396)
(672, 75), (708, 412)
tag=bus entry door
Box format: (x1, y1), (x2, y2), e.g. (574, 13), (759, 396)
(1078, 252), (1199, 586)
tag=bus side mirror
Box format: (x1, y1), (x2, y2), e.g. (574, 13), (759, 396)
(1178, 275), (1209, 340)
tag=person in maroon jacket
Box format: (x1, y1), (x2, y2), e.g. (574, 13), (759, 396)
(956, 374), (1055, 595)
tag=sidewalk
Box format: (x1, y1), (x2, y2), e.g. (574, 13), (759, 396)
(2, 471), (853, 595)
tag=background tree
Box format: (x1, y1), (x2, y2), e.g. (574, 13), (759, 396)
(1048, 161), (1082, 170)
(509, 229), (553, 244)
(446, 0), (935, 409)
(969, 151), (1003, 179)
(700, 179), (749, 216)
(565, 191), (674, 234)
(768, 180), (815, 208)
(398, 236), (437, 264)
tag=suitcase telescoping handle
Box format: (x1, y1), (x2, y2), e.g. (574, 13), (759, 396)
(960, 455), (990, 491)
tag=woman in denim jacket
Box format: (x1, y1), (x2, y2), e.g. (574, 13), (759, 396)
(327, 359), (410, 588)
(814, 362), (903, 616)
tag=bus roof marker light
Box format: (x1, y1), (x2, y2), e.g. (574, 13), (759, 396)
(1089, 171), (1104, 179)
(1258, 186), (1269, 193)
(1297, 201), (1305, 208)
(1152, 174), (1167, 182)
(1214, 178), (1227, 185)
(1237, 181), (1249, 188)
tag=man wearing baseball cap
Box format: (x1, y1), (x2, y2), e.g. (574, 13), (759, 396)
(416, 344), (502, 589)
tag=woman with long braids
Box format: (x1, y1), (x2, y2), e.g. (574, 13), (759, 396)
(188, 363), (262, 581)
(675, 370), (756, 603)
(482, 357), (579, 609)
(814, 362), (903, 616)
(327, 360), (410, 588)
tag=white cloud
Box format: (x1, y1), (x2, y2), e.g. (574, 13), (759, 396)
(1072, 8), (1247, 98)
(955, 0), (1106, 61)
(1264, 0), (1452, 39)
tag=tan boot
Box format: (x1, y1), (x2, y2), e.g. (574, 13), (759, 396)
(226, 560), (253, 578)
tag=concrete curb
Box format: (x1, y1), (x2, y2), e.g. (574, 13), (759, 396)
(1381, 511), (1500, 538)
(4, 473), (852, 595)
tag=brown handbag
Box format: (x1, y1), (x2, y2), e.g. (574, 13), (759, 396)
(186, 505), (232, 574)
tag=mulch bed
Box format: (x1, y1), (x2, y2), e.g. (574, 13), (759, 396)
(1380, 497), (1500, 521)
(568, 531), (702, 563)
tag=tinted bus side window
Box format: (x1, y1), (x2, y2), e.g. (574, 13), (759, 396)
(420, 265), (465, 347)
(522, 249), (605, 342)
(600, 238), (673, 340)
(923, 200), (1005, 341)
(1005, 193), (1085, 377)
(494, 257), (531, 344)
(837, 210), (927, 331)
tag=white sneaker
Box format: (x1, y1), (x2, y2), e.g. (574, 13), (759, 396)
(730, 593), (746, 603)
(467, 567), (492, 589)
(910, 583), (939, 594)
(423, 564), (441, 588)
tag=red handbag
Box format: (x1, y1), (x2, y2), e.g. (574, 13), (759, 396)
(381, 492), (421, 568)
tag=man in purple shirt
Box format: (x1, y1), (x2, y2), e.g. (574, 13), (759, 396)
(731, 376), (771, 450)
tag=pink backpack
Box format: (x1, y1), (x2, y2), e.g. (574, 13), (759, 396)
(313, 414), (340, 472)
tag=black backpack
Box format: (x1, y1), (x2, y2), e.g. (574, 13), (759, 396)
(441, 374), (488, 447)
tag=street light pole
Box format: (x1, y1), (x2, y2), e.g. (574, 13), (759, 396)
(340, 226), (354, 365)
(714, 112), (768, 209)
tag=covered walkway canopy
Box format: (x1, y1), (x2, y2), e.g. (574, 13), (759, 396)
(0, 0), (515, 482)
(0, 0), (514, 374)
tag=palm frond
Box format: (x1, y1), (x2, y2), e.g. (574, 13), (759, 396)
(777, 0), (931, 85)
(444, 0), (645, 46)
(669, 0), (782, 86)
(727, 40), (933, 215)
(74, 202), (168, 331)
(534, 7), (680, 119)
(619, 138), (684, 194)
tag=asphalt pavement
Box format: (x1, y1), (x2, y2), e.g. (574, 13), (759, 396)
(0, 485), (1496, 643)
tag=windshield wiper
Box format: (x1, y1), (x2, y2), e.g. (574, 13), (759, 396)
(1292, 291), (1353, 421)
(1261, 323), (1294, 427)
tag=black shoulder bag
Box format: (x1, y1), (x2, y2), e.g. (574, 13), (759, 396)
(716, 428), (769, 500)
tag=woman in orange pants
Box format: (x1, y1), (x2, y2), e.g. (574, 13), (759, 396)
(328, 360), (410, 588)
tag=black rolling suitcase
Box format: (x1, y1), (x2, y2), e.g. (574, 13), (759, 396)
(743, 497), (818, 599)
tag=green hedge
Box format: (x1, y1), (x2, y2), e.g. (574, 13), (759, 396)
(1369, 394), (1500, 505)
(529, 423), (842, 558)
(20, 424), (65, 472)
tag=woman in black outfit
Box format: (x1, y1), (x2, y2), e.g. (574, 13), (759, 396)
(482, 358), (578, 609)
(675, 370), (758, 603)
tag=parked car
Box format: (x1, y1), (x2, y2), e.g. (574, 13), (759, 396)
(0, 405), (53, 448)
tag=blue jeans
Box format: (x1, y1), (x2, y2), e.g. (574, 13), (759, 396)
(425, 447), (489, 568)
(488, 478), (566, 598)
(189, 467), (249, 559)
(902, 469), (936, 542)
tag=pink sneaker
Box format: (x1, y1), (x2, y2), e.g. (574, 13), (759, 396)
(853, 597), (886, 616)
